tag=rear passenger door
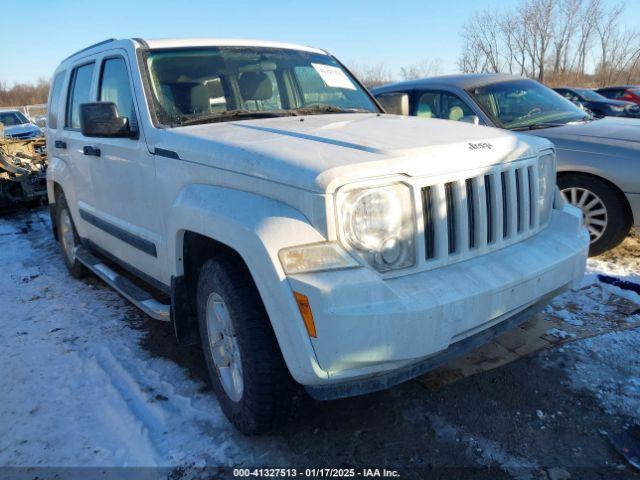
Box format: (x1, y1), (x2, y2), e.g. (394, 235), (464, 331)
(85, 51), (163, 282)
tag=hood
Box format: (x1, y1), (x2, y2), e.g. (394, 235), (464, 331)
(155, 113), (543, 193)
(4, 123), (42, 139)
(529, 117), (640, 147)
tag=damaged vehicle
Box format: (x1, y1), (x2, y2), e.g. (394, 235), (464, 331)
(47, 38), (589, 434)
(0, 110), (43, 140)
(0, 124), (47, 207)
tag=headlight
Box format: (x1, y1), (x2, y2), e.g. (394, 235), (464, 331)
(610, 105), (625, 112)
(538, 152), (556, 225)
(338, 182), (415, 272)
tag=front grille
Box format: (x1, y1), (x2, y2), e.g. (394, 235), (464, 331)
(420, 158), (540, 264)
(7, 131), (39, 140)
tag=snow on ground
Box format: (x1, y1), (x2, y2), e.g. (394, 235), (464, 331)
(0, 211), (299, 468)
(0, 208), (639, 473)
(538, 234), (640, 426)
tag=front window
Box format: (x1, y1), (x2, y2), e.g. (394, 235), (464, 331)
(144, 47), (378, 127)
(0, 111), (29, 126)
(468, 79), (588, 130)
(99, 58), (135, 120)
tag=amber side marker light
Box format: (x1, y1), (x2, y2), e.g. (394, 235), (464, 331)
(293, 291), (317, 338)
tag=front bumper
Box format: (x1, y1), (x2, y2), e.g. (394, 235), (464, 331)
(286, 204), (589, 393)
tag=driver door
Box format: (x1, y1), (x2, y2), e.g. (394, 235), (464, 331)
(85, 50), (164, 284)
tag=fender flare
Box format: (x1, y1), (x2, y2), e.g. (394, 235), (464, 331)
(168, 184), (329, 384)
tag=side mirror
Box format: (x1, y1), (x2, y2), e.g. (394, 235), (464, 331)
(80, 102), (136, 138)
(460, 115), (480, 126)
(377, 93), (409, 116)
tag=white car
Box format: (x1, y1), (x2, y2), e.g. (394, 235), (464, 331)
(46, 38), (589, 434)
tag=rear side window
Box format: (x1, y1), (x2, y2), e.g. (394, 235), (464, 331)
(48, 72), (66, 129)
(415, 90), (475, 121)
(416, 91), (440, 118)
(99, 58), (134, 120)
(66, 63), (95, 129)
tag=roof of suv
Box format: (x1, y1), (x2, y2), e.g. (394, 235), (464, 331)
(61, 37), (326, 65)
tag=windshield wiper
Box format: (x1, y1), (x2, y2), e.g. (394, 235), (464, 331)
(289, 104), (372, 115)
(179, 109), (293, 126)
(511, 121), (569, 131)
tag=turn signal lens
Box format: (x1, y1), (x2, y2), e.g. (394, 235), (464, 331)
(293, 291), (316, 338)
(279, 242), (358, 274)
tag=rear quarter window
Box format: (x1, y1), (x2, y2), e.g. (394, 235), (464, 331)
(48, 72), (66, 129)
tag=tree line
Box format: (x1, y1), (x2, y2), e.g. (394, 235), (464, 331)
(3, 1), (638, 108)
(0, 79), (49, 108)
(458, 0), (640, 86)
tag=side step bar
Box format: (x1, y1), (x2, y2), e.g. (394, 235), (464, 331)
(75, 246), (171, 322)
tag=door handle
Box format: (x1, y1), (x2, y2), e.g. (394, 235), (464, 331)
(54, 140), (67, 149)
(83, 146), (101, 157)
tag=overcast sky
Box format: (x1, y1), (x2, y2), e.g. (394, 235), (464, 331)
(2, 0), (639, 85)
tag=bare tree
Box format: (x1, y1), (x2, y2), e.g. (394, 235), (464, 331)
(458, 0), (640, 86)
(348, 62), (395, 88)
(461, 11), (504, 73)
(399, 59), (443, 80)
(0, 78), (49, 107)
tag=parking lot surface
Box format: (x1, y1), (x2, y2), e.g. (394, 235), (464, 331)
(1, 207), (639, 479)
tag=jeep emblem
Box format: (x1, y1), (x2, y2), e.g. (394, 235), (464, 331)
(468, 142), (493, 150)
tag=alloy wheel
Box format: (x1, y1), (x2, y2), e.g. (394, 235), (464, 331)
(59, 208), (77, 262)
(561, 187), (608, 243)
(205, 292), (244, 402)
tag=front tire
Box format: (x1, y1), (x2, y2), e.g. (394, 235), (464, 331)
(55, 194), (87, 278)
(196, 257), (295, 434)
(558, 173), (631, 256)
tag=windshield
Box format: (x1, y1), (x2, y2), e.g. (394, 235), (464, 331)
(573, 88), (606, 101)
(467, 79), (588, 130)
(0, 111), (29, 126)
(144, 47), (378, 127)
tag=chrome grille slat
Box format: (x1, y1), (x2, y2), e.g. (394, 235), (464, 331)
(529, 165), (540, 227)
(474, 176), (488, 249)
(433, 183), (449, 259)
(455, 180), (470, 254)
(444, 182), (456, 254)
(506, 168), (518, 239)
(464, 179), (475, 250)
(422, 186), (435, 259)
(420, 158), (540, 266)
(519, 167), (531, 232)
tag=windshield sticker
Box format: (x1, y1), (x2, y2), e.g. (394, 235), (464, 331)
(311, 63), (356, 90)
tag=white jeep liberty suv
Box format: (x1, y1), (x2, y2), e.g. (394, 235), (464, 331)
(46, 38), (589, 434)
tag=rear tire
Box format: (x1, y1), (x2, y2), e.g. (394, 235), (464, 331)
(55, 193), (87, 278)
(196, 256), (296, 434)
(558, 173), (631, 256)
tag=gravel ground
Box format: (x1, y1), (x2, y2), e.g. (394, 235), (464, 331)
(1, 207), (639, 480)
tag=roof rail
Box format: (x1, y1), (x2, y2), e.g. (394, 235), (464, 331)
(62, 38), (117, 62)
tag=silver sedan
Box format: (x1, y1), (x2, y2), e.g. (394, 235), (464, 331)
(373, 74), (640, 255)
